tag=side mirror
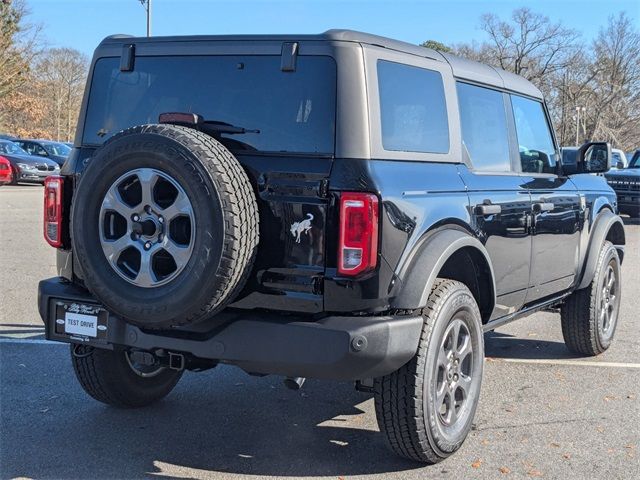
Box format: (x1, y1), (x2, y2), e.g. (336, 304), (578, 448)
(577, 142), (611, 174)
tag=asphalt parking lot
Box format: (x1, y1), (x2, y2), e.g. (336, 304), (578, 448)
(1, 185), (638, 480)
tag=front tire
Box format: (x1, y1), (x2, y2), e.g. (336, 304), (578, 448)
(70, 345), (183, 408)
(561, 240), (621, 356)
(374, 279), (484, 463)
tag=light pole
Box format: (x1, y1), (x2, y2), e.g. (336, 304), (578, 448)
(139, 0), (152, 37)
(575, 106), (585, 145)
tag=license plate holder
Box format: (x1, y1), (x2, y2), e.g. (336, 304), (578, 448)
(54, 301), (109, 341)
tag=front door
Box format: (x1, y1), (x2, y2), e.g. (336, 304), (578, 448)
(508, 94), (581, 302)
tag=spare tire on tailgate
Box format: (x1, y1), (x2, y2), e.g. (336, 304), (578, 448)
(71, 124), (259, 329)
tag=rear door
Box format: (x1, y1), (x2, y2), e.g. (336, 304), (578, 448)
(508, 94), (581, 302)
(455, 82), (532, 319)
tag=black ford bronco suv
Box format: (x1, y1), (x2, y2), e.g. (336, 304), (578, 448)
(38, 30), (626, 463)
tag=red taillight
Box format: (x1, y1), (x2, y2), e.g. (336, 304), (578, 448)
(43, 176), (64, 248)
(338, 192), (379, 276)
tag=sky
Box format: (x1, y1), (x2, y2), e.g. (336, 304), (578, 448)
(27, 0), (640, 57)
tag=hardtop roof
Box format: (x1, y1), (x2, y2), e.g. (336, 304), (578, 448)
(98, 29), (542, 99)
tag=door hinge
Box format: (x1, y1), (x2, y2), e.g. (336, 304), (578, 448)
(318, 179), (329, 198)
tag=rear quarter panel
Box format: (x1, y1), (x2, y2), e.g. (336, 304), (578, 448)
(325, 159), (470, 312)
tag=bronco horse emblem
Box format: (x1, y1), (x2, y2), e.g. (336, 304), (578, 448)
(290, 213), (314, 243)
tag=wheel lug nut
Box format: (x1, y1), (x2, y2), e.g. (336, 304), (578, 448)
(158, 216), (164, 224)
(158, 234), (164, 242)
(144, 241), (152, 250)
(132, 214), (140, 222)
(144, 205), (152, 214)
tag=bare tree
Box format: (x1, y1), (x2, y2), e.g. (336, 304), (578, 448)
(35, 47), (88, 141)
(585, 13), (640, 150)
(0, 0), (41, 101)
(455, 8), (581, 84)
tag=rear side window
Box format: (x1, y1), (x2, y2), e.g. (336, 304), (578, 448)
(510, 95), (557, 174)
(457, 82), (511, 172)
(83, 55), (336, 154)
(377, 60), (449, 154)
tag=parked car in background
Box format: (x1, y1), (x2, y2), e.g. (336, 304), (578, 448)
(611, 148), (627, 169)
(14, 139), (71, 167)
(606, 149), (640, 217)
(0, 155), (13, 185)
(0, 140), (60, 184)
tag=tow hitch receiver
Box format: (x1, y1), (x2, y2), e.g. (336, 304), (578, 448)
(168, 352), (185, 371)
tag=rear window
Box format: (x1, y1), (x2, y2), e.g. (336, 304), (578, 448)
(377, 60), (449, 154)
(83, 55), (337, 154)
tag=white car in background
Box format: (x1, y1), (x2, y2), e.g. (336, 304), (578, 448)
(612, 148), (627, 169)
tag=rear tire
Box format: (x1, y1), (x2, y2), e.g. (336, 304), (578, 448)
(561, 240), (621, 356)
(70, 345), (183, 408)
(374, 279), (484, 463)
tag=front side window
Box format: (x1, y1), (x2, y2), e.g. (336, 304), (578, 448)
(457, 82), (511, 172)
(33, 144), (48, 156)
(510, 95), (557, 174)
(377, 60), (449, 154)
(44, 143), (71, 156)
(83, 55), (337, 154)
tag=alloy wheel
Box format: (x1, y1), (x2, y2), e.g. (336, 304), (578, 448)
(99, 168), (195, 288)
(434, 318), (475, 428)
(599, 262), (619, 337)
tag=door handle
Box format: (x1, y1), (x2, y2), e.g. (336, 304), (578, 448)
(533, 202), (555, 213)
(475, 203), (502, 215)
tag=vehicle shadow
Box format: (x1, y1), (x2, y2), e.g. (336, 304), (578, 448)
(0, 346), (425, 479)
(484, 330), (578, 360)
(3, 183), (43, 187)
(0, 324), (45, 340)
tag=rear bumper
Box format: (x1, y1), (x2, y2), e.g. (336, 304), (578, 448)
(38, 277), (423, 380)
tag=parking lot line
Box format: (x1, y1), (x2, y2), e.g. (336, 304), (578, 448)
(0, 338), (60, 345)
(488, 357), (640, 369)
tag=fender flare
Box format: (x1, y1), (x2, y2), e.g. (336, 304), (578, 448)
(391, 229), (496, 312)
(577, 209), (626, 290)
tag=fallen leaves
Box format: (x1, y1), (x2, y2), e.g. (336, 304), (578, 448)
(499, 466), (511, 474)
(471, 459), (483, 468)
(527, 469), (543, 477)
